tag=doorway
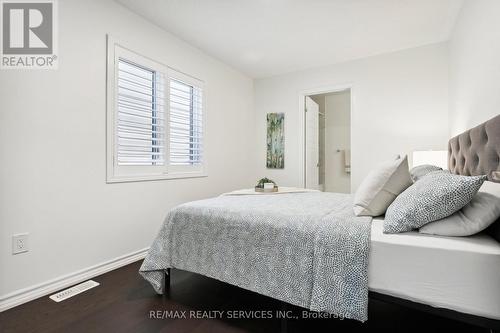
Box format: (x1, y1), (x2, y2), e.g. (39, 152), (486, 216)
(304, 89), (351, 193)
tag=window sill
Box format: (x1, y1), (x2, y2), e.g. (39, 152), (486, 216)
(106, 172), (208, 184)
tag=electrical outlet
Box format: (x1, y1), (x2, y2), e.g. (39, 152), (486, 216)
(12, 233), (29, 254)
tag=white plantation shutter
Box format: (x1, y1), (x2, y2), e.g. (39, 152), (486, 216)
(107, 38), (206, 182)
(169, 74), (203, 166)
(117, 59), (165, 166)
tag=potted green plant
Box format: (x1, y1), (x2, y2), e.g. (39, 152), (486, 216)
(255, 177), (278, 192)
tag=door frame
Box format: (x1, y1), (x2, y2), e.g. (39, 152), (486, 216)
(304, 96), (321, 190)
(298, 83), (354, 189)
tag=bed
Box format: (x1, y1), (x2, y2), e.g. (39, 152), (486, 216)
(369, 218), (500, 322)
(140, 114), (500, 330)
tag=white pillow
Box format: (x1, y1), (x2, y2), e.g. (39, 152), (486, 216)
(419, 180), (500, 236)
(353, 155), (412, 216)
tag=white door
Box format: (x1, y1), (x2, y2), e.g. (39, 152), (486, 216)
(305, 96), (320, 190)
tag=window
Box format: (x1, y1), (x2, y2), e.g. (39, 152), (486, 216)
(116, 59), (165, 166)
(169, 78), (203, 166)
(107, 37), (206, 182)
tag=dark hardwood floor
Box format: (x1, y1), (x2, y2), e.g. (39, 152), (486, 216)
(0, 261), (488, 333)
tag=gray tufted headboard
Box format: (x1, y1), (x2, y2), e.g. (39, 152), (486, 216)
(448, 114), (500, 183)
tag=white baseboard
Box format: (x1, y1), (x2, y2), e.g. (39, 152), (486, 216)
(0, 247), (149, 312)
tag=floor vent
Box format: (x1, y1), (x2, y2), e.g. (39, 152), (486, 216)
(49, 280), (100, 302)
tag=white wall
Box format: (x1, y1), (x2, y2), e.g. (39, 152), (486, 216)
(449, 0), (500, 135)
(0, 0), (256, 298)
(255, 43), (449, 190)
(324, 91), (351, 193)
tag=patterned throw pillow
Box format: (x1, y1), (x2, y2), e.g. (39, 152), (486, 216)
(384, 172), (487, 234)
(409, 164), (443, 182)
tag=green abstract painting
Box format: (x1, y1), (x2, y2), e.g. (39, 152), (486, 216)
(266, 113), (285, 169)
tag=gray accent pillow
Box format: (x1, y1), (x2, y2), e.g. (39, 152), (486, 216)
(384, 172), (487, 234)
(419, 181), (500, 236)
(353, 155), (412, 217)
(410, 164), (443, 182)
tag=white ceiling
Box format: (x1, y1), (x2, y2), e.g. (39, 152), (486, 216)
(115, 0), (463, 78)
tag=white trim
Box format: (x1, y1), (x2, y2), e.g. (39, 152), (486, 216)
(106, 170), (207, 183)
(0, 247), (149, 312)
(169, 68), (205, 88)
(298, 83), (354, 189)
